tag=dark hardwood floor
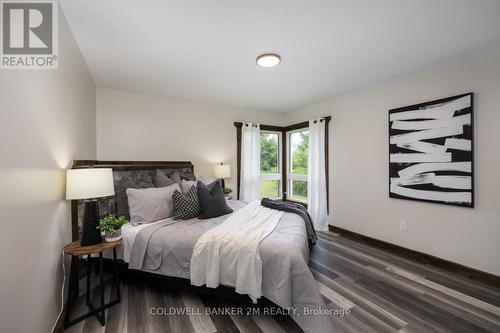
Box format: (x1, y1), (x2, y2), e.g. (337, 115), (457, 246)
(59, 230), (500, 333)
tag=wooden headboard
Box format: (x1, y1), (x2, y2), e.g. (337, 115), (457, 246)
(70, 160), (194, 241)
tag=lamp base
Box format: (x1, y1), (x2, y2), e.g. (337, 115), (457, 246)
(220, 178), (225, 189)
(81, 200), (102, 246)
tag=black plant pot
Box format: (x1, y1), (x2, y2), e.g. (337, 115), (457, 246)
(81, 200), (102, 246)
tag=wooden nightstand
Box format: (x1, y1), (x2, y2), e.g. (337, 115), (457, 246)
(63, 240), (121, 329)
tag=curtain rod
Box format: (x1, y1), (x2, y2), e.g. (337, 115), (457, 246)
(234, 116), (330, 129)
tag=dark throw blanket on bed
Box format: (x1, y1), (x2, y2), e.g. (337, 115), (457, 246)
(261, 198), (318, 249)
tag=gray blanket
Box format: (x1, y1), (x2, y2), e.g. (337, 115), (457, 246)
(261, 198), (318, 249)
(128, 201), (334, 333)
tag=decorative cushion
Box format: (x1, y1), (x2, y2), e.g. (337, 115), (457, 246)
(172, 185), (200, 220)
(116, 175), (154, 218)
(181, 179), (197, 193)
(126, 183), (180, 225)
(169, 171), (182, 184)
(197, 180), (233, 219)
(169, 170), (197, 185)
(136, 175), (155, 188)
(180, 170), (197, 181)
(153, 170), (175, 187)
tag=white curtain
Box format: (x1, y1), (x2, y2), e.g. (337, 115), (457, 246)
(307, 118), (328, 231)
(240, 123), (260, 201)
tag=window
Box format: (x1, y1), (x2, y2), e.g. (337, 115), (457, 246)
(287, 129), (309, 202)
(260, 131), (282, 198)
(235, 118), (329, 206)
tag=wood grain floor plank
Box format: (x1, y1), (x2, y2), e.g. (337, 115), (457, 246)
(228, 315), (264, 333)
(252, 314), (287, 333)
(332, 318), (358, 333)
(418, 293), (500, 332)
(345, 278), (447, 333)
(387, 266), (500, 317)
(358, 278), (491, 333)
(317, 234), (412, 272)
(310, 248), (363, 281)
(199, 294), (241, 333)
(126, 280), (147, 333)
(308, 258), (340, 280)
(312, 268), (408, 330)
(345, 305), (399, 333)
(313, 270), (407, 332)
(163, 286), (196, 333)
(326, 302), (380, 333)
(144, 284), (172, 333)
(416, 285), (500, 326)
(219, 299), (263, 333)
(362, 265), (427, 296)
(315, 280), (355, 309)
(423, 272), (500, 307)
(181, 291), (217, 333)
(317, 238), (373, 266)
(269, 313), (303, 333)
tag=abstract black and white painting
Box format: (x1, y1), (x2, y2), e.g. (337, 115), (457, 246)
(389, 93), (474, 207)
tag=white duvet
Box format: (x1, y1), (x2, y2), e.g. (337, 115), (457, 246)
(190, 200), (284, 302)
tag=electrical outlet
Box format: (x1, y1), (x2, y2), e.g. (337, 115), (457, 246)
(400, 221), (408, 231)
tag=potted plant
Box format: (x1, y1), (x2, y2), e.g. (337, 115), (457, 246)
(98, 214), (128, 242)
(223, 187), (233, 200)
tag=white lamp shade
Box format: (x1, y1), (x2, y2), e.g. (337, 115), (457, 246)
(213, 164), (231, 179)
(66, 168), (115, 200)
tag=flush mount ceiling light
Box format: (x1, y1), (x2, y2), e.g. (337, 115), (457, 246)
(256, 53), (281, 68)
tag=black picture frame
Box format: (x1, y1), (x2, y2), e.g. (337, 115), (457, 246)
(388, 93), (474, 208)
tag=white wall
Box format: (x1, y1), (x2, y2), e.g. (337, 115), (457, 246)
(97, 87), (284, 191)
(0, 9), (96, 333)
(285, 42), (500, 276)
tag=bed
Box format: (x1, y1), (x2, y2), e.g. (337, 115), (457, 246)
(70, 160), (334, 333)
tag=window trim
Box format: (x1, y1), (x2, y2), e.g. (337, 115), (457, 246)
(259, 130), (282, 199)
(234, 117), (330, 211)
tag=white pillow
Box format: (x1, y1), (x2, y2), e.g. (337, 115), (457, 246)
(126, 183), (181, 225)
(181, 179), (197, 193)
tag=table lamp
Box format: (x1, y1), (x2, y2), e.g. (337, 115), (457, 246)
(66, 168), (115, 246)
(213, 163), (230, 189)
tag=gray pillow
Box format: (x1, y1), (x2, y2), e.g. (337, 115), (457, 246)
(154, 170), (175, 187)
(197, 180), (233, 219)
(172, 186), (200, 220)
(181, 179), (197, 193)
(169, 171), (182, 184)
(136, 175), (155, 188)
(116, 175), (154, 218)
(180, 170), (197, 181)
(126, 183), (180, 225)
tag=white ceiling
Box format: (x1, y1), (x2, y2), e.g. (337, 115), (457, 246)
(61, 0), (500, 112)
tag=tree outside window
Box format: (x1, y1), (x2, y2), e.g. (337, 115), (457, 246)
(289, 130), (309, 202)
(257, 129), (309, 202)
(260, 132), (281, 198)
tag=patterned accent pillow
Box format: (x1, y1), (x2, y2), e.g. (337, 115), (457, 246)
(172, 185), (200, 220)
